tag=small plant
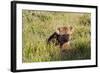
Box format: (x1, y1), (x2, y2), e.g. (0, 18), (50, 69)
(79, 14), (91, 26)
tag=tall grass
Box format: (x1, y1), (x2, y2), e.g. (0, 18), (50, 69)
(22, 10), (91, 63)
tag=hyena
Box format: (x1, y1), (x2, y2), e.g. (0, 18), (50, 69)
(47, 26), (74, 51)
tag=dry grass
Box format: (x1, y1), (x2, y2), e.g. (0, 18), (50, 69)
(22, 10), (91, 63)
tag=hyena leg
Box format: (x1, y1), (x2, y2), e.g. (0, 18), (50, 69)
(61, 42), (71, 51)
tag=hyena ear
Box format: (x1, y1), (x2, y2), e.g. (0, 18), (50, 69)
(56, 28), (60, 34)
(69, 26), (74, 34)
(70, 26), (74, 31)
(70, 26), (73, 30)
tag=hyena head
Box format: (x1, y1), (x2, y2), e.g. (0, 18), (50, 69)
(56, 26), (73, 36)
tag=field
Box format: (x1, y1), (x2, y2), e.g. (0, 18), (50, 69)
(22, 10), (91, 63)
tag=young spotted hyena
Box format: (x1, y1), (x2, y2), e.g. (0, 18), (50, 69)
(47, 26), (74, 51)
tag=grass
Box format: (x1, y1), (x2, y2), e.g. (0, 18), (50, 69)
(22, 10), (91, 63)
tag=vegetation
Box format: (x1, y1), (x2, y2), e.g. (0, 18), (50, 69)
(22, 10), (91, 63)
